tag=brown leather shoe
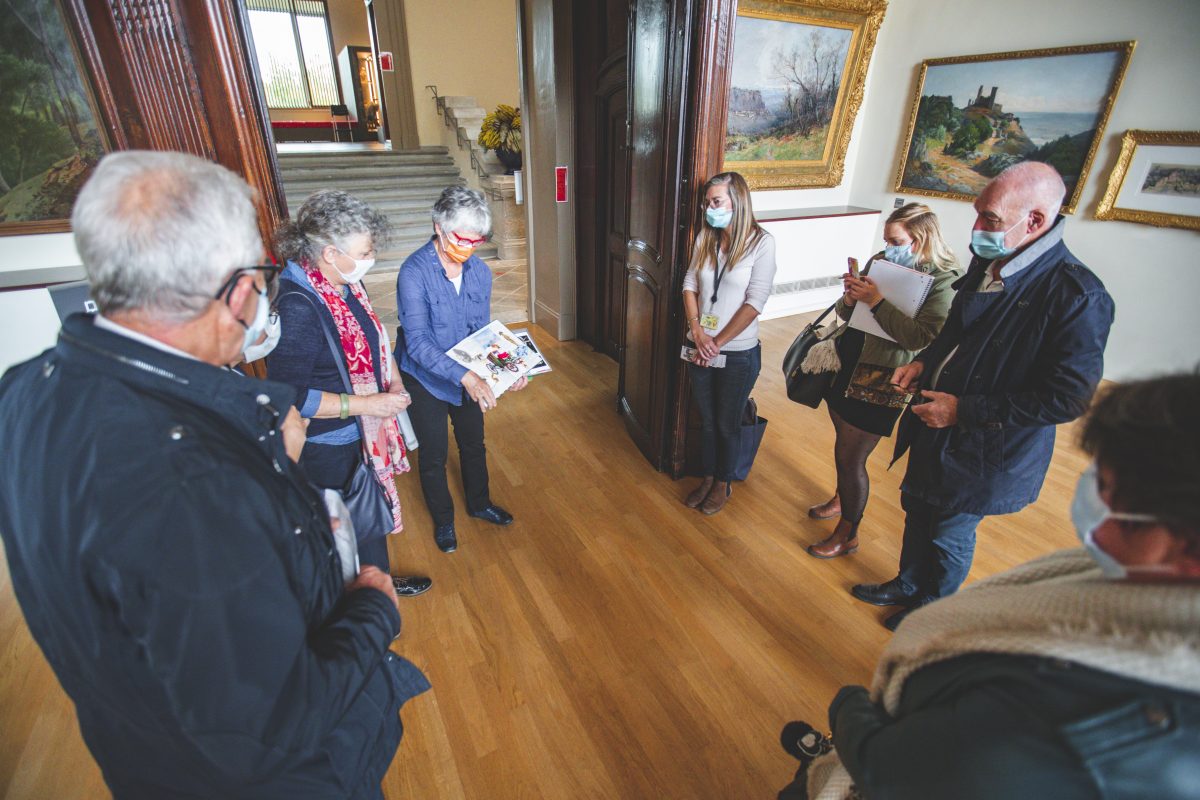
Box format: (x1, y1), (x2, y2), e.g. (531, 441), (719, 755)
(699, 480), (731, 515)
(806, 520), (859, 559)
(684, 477), (714, 508)
(808, 493), (841, 520)
(806, 535), (859, 559)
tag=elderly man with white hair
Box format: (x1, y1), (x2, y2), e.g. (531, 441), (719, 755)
(0, 151), (428, 799)
(851, 161), (1116, 631)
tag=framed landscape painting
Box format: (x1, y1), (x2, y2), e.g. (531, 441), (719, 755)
(1095, 130), (1200, 231)
(895, 41), (1135, 214)
(0, 0), (108, 235)
(723, 0), (887, 190)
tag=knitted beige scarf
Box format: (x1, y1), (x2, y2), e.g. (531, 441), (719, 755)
(809, 549), (1200, 799)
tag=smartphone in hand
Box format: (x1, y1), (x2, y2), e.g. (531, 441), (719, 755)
(847, 257), (860, 279)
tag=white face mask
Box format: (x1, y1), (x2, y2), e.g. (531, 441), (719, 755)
(240, 286), (271, 355)
(1070, 463), (1163, 579)
(334, 248), (375, 283)
(242, 312), (281, 362)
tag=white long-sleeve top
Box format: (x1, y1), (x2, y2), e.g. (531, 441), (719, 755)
(682, 231), (776, 351)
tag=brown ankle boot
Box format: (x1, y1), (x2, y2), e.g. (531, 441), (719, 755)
(699, 480), (731, 515)
(684, 477), (715, 508)
(808, 493), (841, 520)
(806, 520), (859, 559)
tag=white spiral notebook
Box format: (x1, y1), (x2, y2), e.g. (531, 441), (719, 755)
(847, 259), (935, 343)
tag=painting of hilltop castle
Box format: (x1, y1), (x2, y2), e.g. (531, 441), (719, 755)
(722, 0), (886, 189)
(896, 42), (1135, 213)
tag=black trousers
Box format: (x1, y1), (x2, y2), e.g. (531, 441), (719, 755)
(300, 440), (391, 573)
(403, 371), (490, 527)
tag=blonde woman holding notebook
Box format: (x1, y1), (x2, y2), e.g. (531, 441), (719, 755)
(681, 172), (777, 515)
(805, 203), (962, 559)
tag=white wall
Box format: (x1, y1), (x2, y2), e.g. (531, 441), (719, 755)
(847, 0), (1200, 380)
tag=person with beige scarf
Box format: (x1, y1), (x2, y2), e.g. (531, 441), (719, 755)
(779, 372), (1200, 799)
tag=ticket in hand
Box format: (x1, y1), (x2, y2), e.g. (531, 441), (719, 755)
(680, 345), (726, 368)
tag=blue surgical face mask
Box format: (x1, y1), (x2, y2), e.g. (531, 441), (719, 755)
(883, 243), (915, 267)
(706, 207), (733, 229)
(970, 215), (1028, 260)
(1071, 463), (1159, 579)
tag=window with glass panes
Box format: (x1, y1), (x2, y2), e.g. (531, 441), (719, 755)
(246, 0), (340, 109)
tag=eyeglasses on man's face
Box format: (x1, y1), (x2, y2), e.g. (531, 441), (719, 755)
(214, 264), (284, 304)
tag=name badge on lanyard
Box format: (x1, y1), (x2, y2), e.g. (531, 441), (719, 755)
(702, 255), (728, 331)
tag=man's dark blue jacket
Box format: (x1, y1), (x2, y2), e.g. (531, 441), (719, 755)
(894, 218), (1115, 515)
(0, 314), (428, 799)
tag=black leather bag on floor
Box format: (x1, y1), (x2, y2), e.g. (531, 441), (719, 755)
(733, 398), (767, 481)
(781, 302), (839, 408)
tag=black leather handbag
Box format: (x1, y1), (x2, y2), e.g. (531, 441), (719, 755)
(285, 290), (394, 542)
(781, 302), (839, 408)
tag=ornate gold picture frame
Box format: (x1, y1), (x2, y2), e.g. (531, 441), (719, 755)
(894, 41), (1135, 214)
(1095, 130), (1200, 231)
(721, 0), (887, 190)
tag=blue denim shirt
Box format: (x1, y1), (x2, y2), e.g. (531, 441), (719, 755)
(395, 238), (493, 405)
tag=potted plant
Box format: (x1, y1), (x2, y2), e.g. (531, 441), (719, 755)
(478, 104), (522, 174)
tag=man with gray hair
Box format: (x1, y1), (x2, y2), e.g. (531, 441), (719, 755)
(851, 161), (1115, 631)
(0, 151), (428, 798)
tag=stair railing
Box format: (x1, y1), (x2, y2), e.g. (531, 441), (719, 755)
(426, 84), (490, 182)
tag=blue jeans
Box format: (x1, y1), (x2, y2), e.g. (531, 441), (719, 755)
(896, 492), (984, 601)
(688, 344), (761, 481)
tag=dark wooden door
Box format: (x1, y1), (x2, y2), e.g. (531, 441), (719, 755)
(574, 0), (630, 359)
(618, 0), (696, 467)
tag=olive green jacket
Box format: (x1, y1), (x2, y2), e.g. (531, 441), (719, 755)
(833, 253), (963, 370)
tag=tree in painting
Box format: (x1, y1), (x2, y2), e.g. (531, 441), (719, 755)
(725, 16), (851, 163)
(0, 0), (102, 228)
(773, 29), (844, 140)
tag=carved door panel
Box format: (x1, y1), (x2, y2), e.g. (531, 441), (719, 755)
(574, 0), (629, 359)
(618, 0), (694, 467)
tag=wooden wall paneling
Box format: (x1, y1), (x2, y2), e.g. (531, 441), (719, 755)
(57, 0), (286, 248)
(668, 0), (737, 476)
(180, 0), (289, 235)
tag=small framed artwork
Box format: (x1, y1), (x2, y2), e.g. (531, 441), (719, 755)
(722, 0), (887, 190)
(0, 0), (110, 236)
(895, 41), (1135, 214)
(1095, 130), (1200, 231)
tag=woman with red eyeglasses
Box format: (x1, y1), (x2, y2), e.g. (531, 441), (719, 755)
(395, 186), (527, 555)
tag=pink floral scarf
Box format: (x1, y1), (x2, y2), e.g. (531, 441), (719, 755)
(304, 263), (409, 532)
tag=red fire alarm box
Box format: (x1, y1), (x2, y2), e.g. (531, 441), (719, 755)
(555, 166), (568, 203)
(379, 52), (394, 72)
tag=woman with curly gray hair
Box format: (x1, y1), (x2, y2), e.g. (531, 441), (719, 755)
(268, 189), (431, 597)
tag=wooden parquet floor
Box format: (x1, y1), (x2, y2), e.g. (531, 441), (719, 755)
(0, 316), (1089, 799)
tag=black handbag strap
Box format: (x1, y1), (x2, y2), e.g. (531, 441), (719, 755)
(282, 288), (372, 459)
(808, 300), (840, 330)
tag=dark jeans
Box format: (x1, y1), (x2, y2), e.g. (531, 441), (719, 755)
(300, 440), (391, 574)
(688, 343), (761, 481)
(403, 371), (489, 527)
(896, 491), (984, 601)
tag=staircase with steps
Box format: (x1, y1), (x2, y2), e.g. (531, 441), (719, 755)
(277, 146), (497, 270)
(427, 89), (509, 183)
